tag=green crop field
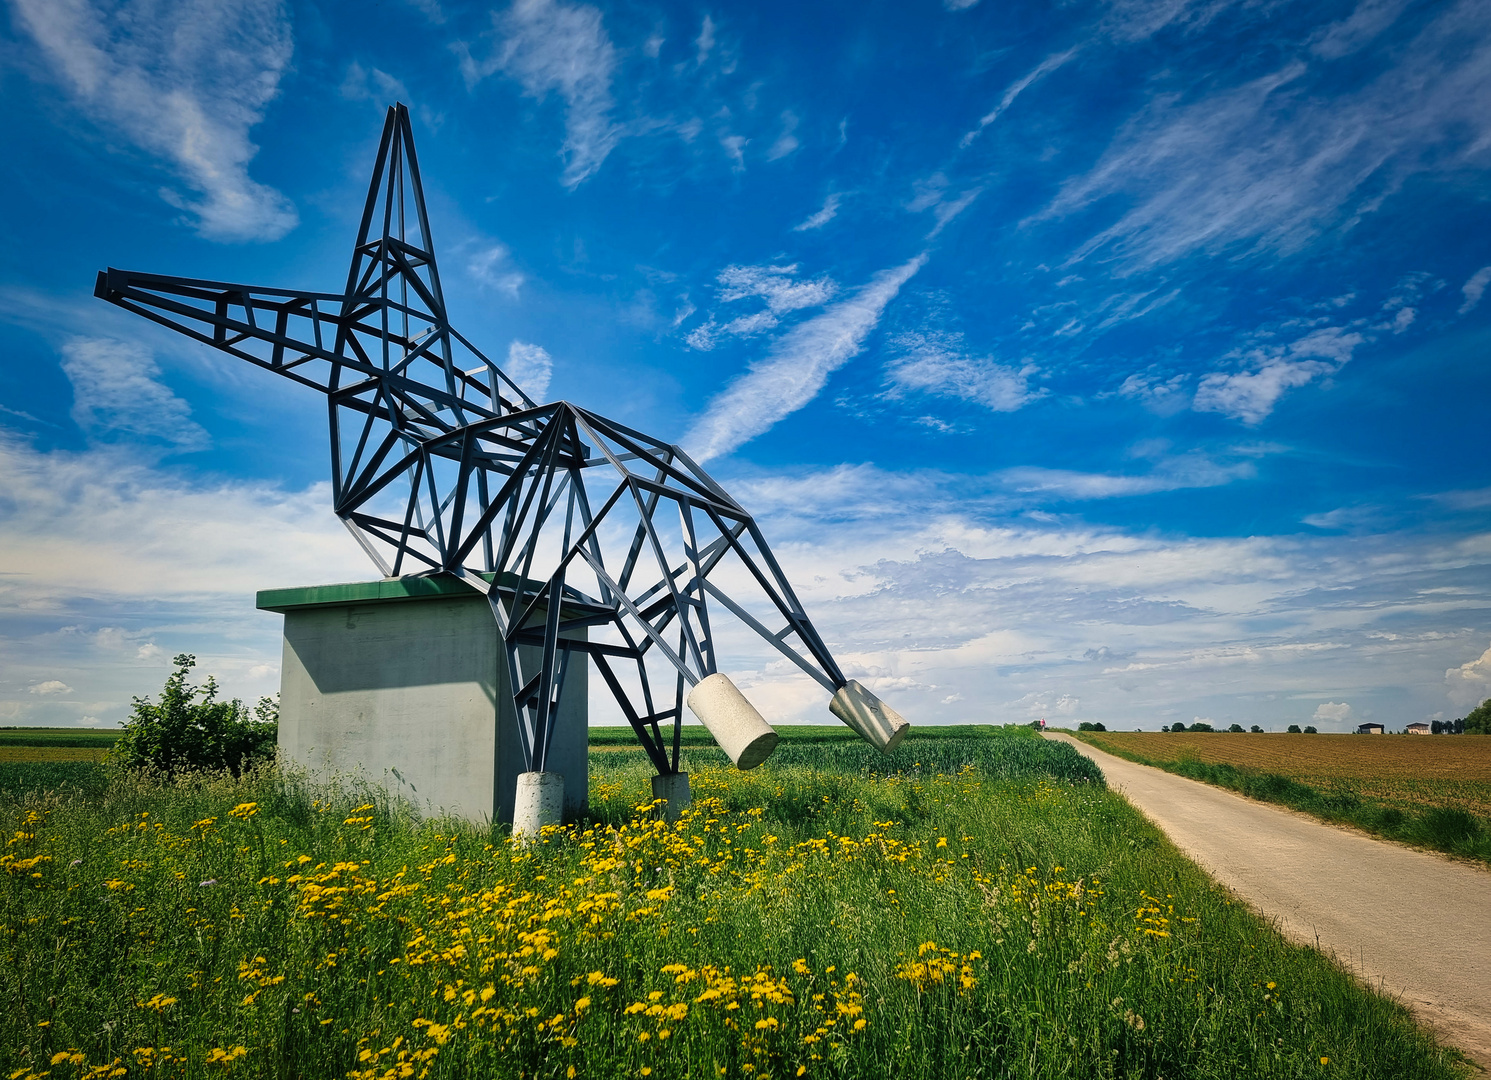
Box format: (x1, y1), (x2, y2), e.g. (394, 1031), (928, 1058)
(0, 729), (1468, 1079)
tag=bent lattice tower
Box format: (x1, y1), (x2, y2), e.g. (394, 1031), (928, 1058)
(95, 104), (910, 828)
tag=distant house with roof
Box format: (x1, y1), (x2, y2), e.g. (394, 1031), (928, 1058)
(1356, 722), (1384, 734)
(1406, 722), (1431, 735)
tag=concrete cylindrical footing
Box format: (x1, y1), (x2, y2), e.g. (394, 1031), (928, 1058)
(829, 679), (911, 753)
(651, 772), (692, 823)
(513, 770), (565, 841)
(686, 673), (779, 770)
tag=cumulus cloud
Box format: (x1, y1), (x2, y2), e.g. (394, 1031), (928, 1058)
(1312, 701), (1354, 724)
(1193, 326), (1365, 424)
(1446, 643), (1491, 710)
(684, 254), (927, 461)
(505, 341), (553, 401)
(28, 680), (73, 696)
(685, 265), (838, 350)
(12, 0), (297, 241)
(1459, 266), (1491, 314)
(885, 335), (1045, 413)
(456, 0), (620, 188)
(61, 338), (209, 451)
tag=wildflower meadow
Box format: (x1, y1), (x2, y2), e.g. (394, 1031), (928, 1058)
(0, 732), (1469, 1079)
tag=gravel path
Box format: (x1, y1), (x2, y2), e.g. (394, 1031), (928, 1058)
(1047, 732), (1491, 1068)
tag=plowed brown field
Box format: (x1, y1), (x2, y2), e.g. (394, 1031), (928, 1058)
(1078, 732), (1491, 816)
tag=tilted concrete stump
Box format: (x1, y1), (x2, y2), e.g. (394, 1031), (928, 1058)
(829, 679), (911, 753)
(258, 576), (587, 826)
(686, 673), (778, 769)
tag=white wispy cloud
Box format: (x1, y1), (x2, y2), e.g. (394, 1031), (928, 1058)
(456, 0), (620, 188)
(11, 0), (297, 241)
(467, 243), (526, 297)
(684, 254), (927, 461)
(28, 680), (73, 696)
(996, 453), (1255, 499)
(793, 193), (842, 232)
(1116, 370), (1190, 414)
(61, 337), (209, 451)
(884, 333), (1045, 413)
(0, 430), (362, 723)
(1043, 0), (1491, 270)
(767, 110), (800, 161)
(1098, 0), (1240, 42)
(701, 468), (1491, 728)
(505, 341), (553, 401)
(686, 264), (838, 350)
(908, 174), (984, 238)
(1459, 265), (1491, 314)
(960, 49), (1078, 149)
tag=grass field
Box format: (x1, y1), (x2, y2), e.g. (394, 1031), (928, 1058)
(0, 746), (110, 763)
(0, 729), (1469, 1080)
(1074, 731), (1491, 863)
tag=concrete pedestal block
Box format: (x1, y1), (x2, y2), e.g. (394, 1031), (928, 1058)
(259, 576), (587, 826)
(651, 772), (692, 823)
(513, 771), (565, 840)
(686, 673), (778, 769)
(829, 679), (911, 753)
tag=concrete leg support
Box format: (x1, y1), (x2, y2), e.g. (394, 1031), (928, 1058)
(829, 679), (911, 753)
(651, 772), (692, 823)
(513, 771), (565, 841)
(686, 673), (779, 769)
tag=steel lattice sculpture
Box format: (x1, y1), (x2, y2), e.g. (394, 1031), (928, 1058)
(96, 104), (908, 807)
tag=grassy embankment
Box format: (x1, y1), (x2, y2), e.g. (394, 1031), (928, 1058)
(0, 728), (1470, 1079)
(1071, 731), (1491, 865)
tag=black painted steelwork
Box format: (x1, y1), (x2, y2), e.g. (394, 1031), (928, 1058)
(96, 104), (851, 775)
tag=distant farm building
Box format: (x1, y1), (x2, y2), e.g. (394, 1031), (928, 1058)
(1356, 722), (1385, 734)
(1406, 722), (1431, 735)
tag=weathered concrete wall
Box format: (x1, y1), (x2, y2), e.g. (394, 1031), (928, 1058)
(274, 589), (587, 825)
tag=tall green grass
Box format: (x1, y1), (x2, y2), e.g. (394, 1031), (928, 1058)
(0, 750), (1468, 1079)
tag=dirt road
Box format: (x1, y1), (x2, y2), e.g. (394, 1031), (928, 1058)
(1047, 733), (1491, 1068)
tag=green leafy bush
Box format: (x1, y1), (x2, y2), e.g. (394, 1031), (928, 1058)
(110, 654), (277, 776)
(1287, 724), (1303, 734)
(1304, 725), (1318, 734)
(1250, 725), (1263, 733)
(1465, 698), (1491, 734)
(1077, 721), (1106, 732)
(1227, 723), (1245, 733)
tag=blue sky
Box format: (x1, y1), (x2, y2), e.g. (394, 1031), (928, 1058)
(1, 0), (1489, 733)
